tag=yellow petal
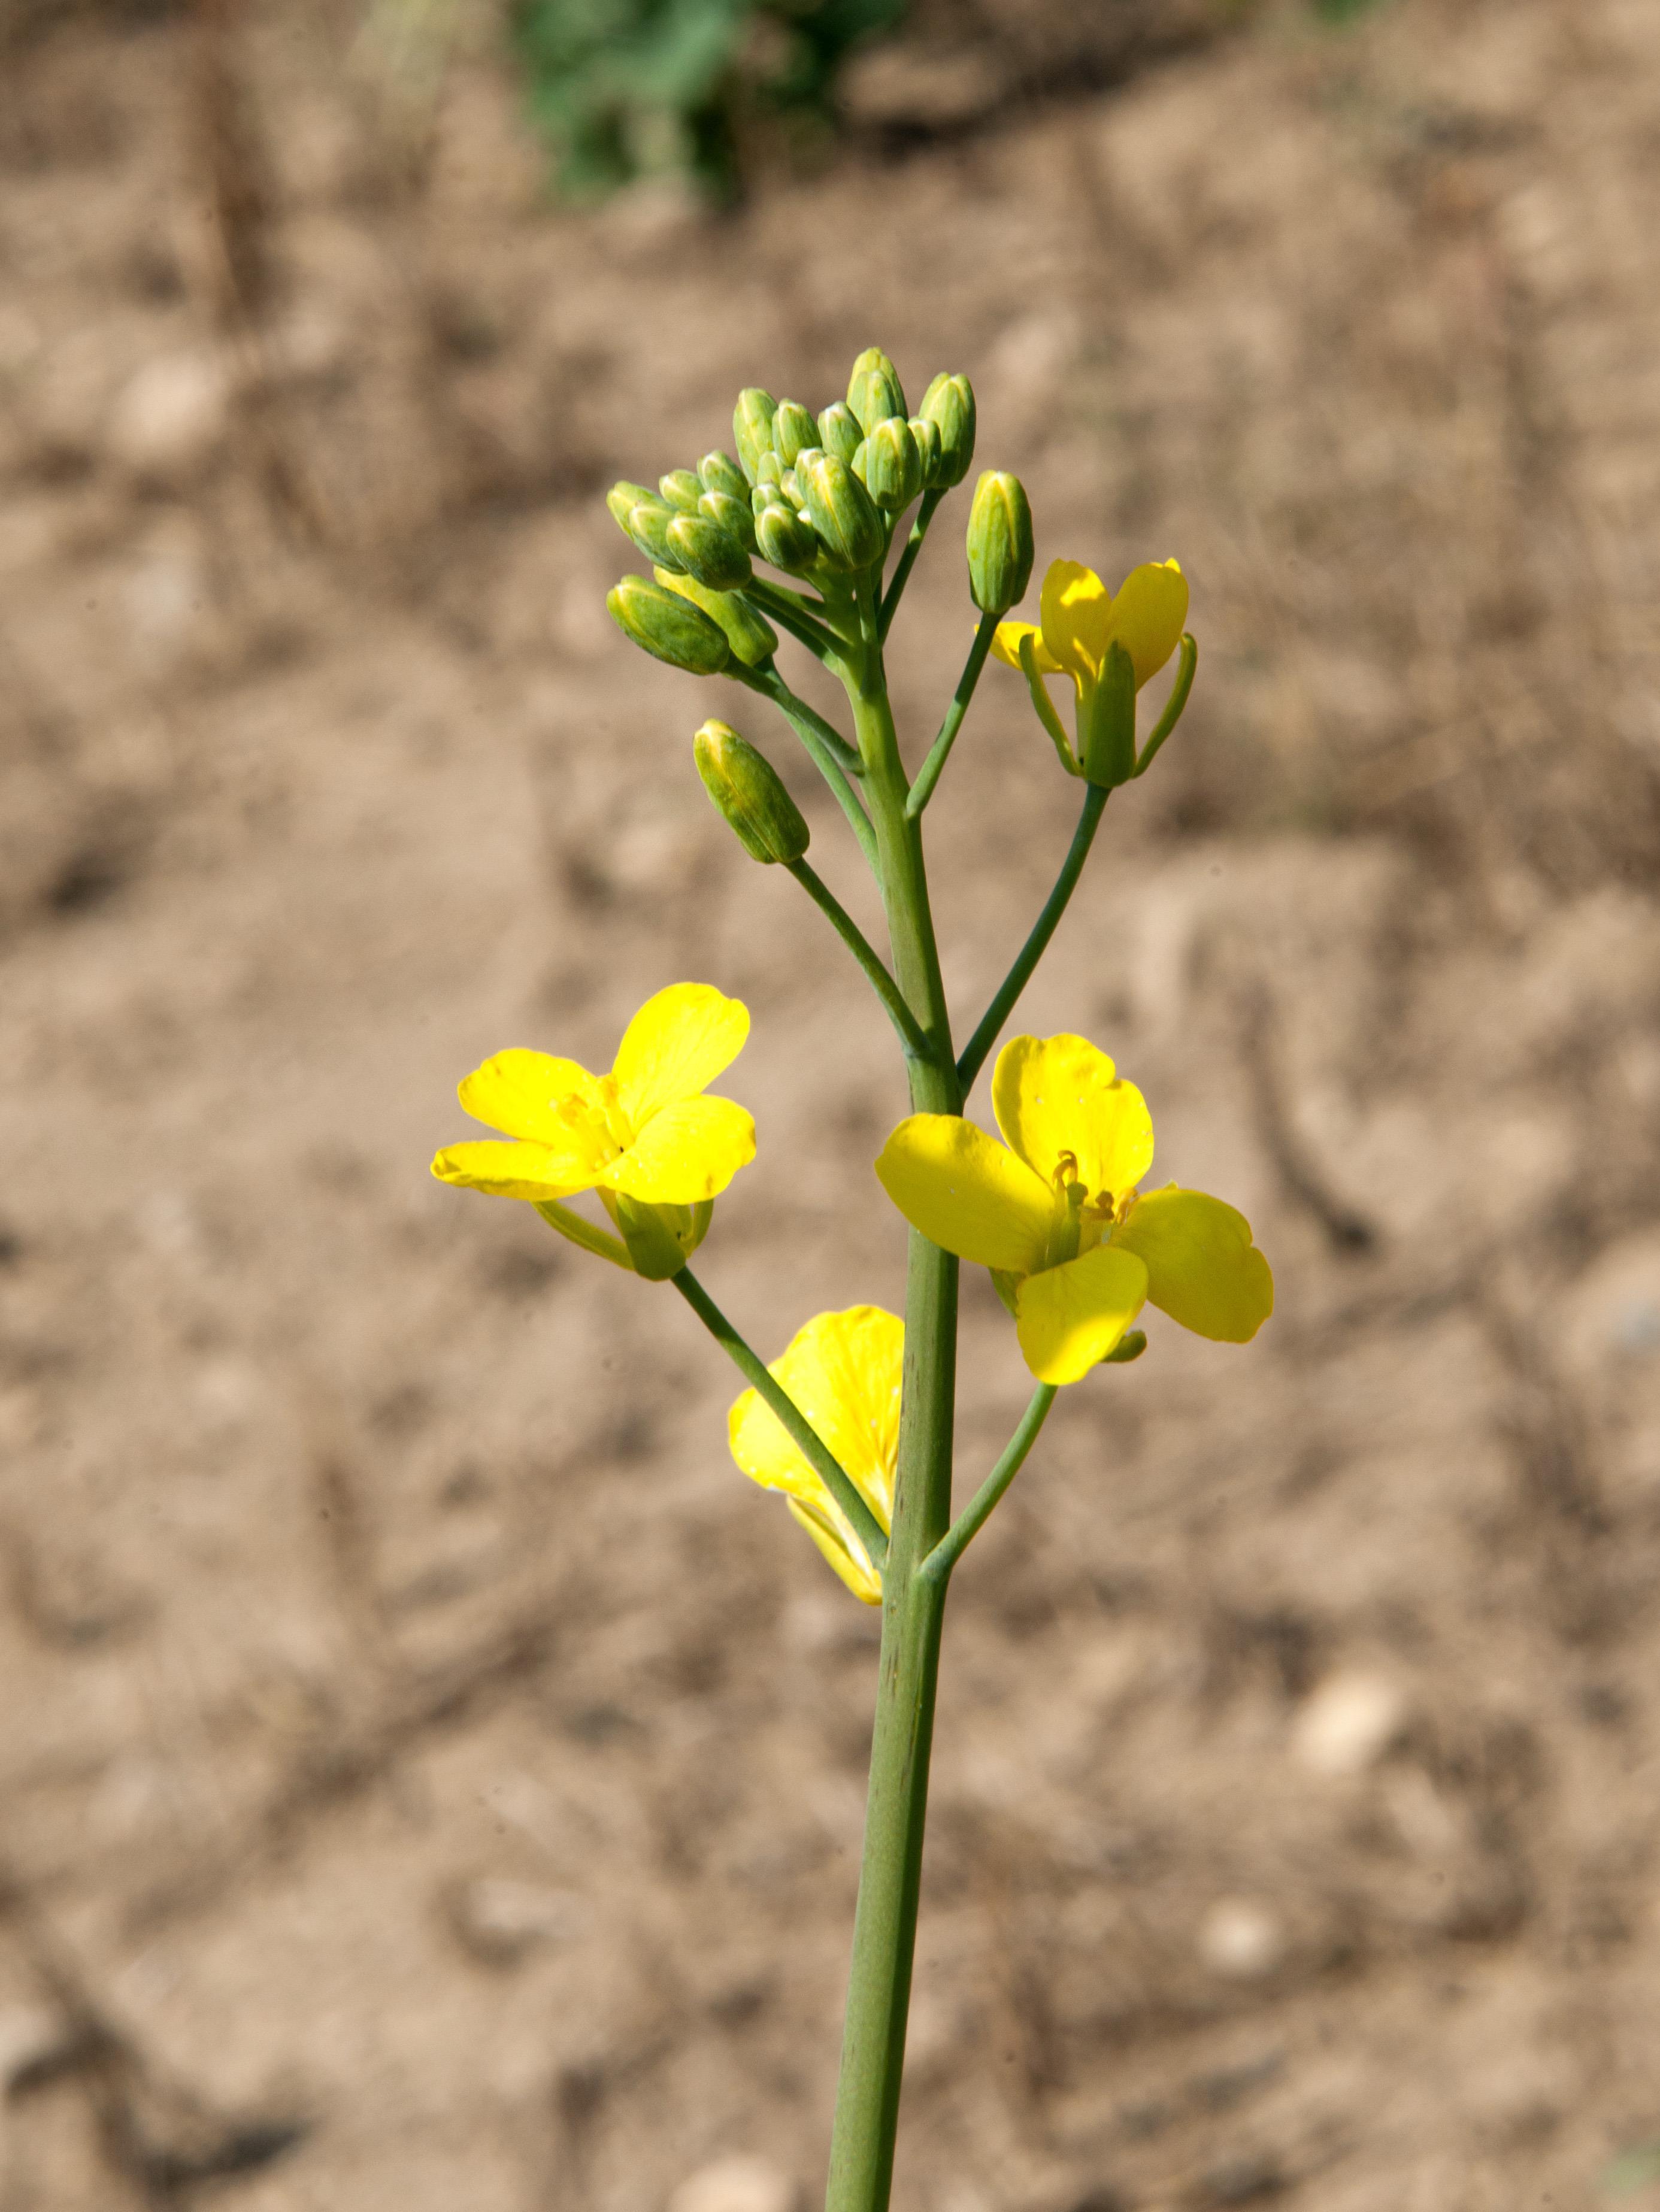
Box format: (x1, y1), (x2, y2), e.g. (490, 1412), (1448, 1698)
(1110, 1184), (1273, 1342)
(1106, 559), (1188, 689)
(991, 1034), (1154, 1202)
(1014, 1244), (1149, 1386)
(431, 1138), (598, 1201)
(598, 1094), (755, 1205)
(458, 1050), (605, 1144)
(990, 620), (1062, 676)
(787, 1498), (883, 1604)
(875, 1114), (1058, 1274)
(1039, 559), (1111, 683)
(728, 1305), (902, 1536)
(611, 983), (750, 1129)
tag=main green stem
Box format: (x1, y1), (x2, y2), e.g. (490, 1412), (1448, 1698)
(825, 589), (961, 2212)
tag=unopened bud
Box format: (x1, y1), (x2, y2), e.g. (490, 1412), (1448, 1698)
(796, 449), (883, 571)
(659, 468), (704, 514)
(755, 450), (784, 492)
(755, 501), (820, 575)
(622, 498), (683, 571)
(697, 488), (757, 551)
(919, 372), (977, 488)
(655, 568), (778, 668)
(607, 479), (658, 532)
(908, 414), (942, 487)
(817, 401), (862, 465)
(693, 719), (810, 865)
(966, 470), (1034, 613)
(665, 512), (752, 592)
(862, 417), (922, 512)
(607, 573), (730, 675)
(698, 450), (749, 501)
(850, 438), (869, 484)
(1080, 639), (1137, 789)
(734, 389), (779, 484)
(847, 347), (907, 435)
(771, 400), (816, 468)
(778, 468), (802, 510)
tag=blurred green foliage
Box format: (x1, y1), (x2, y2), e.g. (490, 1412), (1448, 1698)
(511, 0), (905, 199)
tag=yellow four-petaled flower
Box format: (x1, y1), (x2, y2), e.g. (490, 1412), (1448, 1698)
(993, 557), (1189, 779)
(876, 1032), (1272, 1386)
(728, 1306), (900, 1604)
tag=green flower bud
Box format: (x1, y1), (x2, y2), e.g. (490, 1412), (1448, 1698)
(778, 468), (802, 508)
(817, 401), (862, 465)
(755, 450), (784, 492)
(966, 470), (1034, 614)
(1080, 640), (1137, 789)
(693, 719), (810, 865)
(665, 512), (752, 592)
(796, 448), (883, 571)
(655, 568), (778, 667)
(908, 414), (942, 487)
(734, 389), (778, 484)
(623, 498), (684, 571)
(862, 416), (922, 512)
(697, 488), (757, 551)
(919, 372), (977, 488)
(847, 346), (907, 435)
(771, 400), (816, 469)
(607, 573), (730, 675)
(607, 479), (658, 531)
(755, 501), (820, 575)
(659, 468), (703, 514)
(698, 450), (749, 501)
(850, 438), (869, 484)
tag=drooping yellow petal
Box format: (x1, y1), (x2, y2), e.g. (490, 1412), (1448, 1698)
(991, 1034), (1155, 1202)
(611, 982), (750, 1130)
(1110, 1184), (1273, 1342)
(787, 1498), (883, 1604)
(457, 1050), (607, 1144)
(1039, 560), (1112, 684)
(1014, 1244), (1148, 1385)
(728, 1306), (901, 1530)
(431, 1138), (601, 1201)
(875, 1115), (1058, 1275)
(598, 1094), (755, 1205)
(1105, 559), (1188, 689)
(990, 620), (1062, 676)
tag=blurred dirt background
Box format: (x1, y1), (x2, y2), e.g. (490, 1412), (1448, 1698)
(4, 0), (1660, 2205)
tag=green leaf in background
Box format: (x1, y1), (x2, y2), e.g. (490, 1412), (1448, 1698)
(511, 0), (905, 199)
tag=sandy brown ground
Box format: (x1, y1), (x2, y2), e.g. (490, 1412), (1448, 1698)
(3, 1), (1660, 2205)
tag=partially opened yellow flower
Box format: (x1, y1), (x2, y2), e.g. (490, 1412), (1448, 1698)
(992, 557), (1192, 786)
(728, 1306), (900, 1604)
(875, 1033), (1271, 1386)
(432, 982), (755, 1278)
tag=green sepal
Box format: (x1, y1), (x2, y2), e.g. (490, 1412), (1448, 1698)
(734, 389), (778, 484)
(604, 1191), (711, 1281)
(990, 1269), (1020, 1319)
(817, 401), (862, 465)
(654, 567), (778, 666)
(1081, 640), (1137, 789)
(919, 372), (976, 488)
(755, 502), (820, 575)
(1131, 633), (1197, 779)
(1102, 1328), (1147, 1366)
(607, 574), (730, 675)
(698, 450), (749, 501)
(967, 470), (1034, 614)
(659, 468), (704, 514)
(693, 718), (810, 864)
(908, 414), (942, 488)
(534, 1200), (633, 1271)
(796, 449), (884, 571)
(621, 498), (683, 570)
(863, 417), (922, 512)
(771, 399), (816, 468)
(756, 449), (784, 491)
(847, 346), (907, 435)
(665, 511), (753, 592)
(1017, 631), (1080, 775)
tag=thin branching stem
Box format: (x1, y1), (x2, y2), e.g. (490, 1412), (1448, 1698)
(919, 1383), (1058, 1586)
(907, 610), (999, 818)
(787, 859), (936, 1065)
(739, 666), (879, 874)
(878, 487), (944, 643)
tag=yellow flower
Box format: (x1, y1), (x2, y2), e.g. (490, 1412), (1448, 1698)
(874, 1033), (1271, 1387)
(992, 557), (1189, 782)
(431, 983), (755, 1277)
(728, 1306), (900, 1604)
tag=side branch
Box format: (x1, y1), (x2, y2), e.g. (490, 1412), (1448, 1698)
(907, 610), (999, 818)
(787, 859), (936, 1065)
(919, 1383), (1058, 1586)
(956, 782), (1109, 1096)
(878, 487), (944, 643)
(740, 667), (879, 875)
(673, 1269), (890, 1572)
